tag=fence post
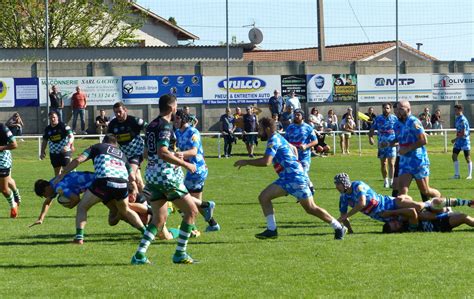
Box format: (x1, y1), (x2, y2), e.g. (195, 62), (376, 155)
(218, 133), (221, 158)
(38, 136), (41, 160)
(332, 132), (336, 155)
(444, 129), (448, 153)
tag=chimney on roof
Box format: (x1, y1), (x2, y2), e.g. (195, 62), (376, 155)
(317, 0), (325, 61)
(416, 43), (423, 51)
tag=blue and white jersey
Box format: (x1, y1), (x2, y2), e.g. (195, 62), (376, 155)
(339, 181), (396, 222)
(175, 126), (207, 176)
(454, 114), (470, 150)
(50, 171), (95, 198)
(265, 133), (306, 179)
(284, 122), (317, 165)
(371, 114), (398, 145)
(394, 115), (429, 167)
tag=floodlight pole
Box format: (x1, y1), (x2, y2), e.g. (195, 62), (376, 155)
(45, 0), (50, 117)
(395, 0), (399, 103)
(225, 0), (230, 108)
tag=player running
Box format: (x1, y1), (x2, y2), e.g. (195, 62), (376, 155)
(0, 123), (20, 218)
(108, 102), (147, 192)
(40, 111), (74, 176)
(451, 104), (472, 179)
(368, 102), (398, 188)
(284, 108), (319, 193)
(234, 117), (346, 240)
(131, 94), (201, 265)
(174, 109), (220, 232)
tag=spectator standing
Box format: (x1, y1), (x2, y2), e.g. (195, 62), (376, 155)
(362, 107), (376, 130)
(272, 113), (284, 132)
(341, 107), (353, 121)
(268, 89), (285, 117)
(420, 113), (432, 131)
(419, 107), (431, 120)
(340, 114), (356, 154)
(233, 107), (244, 134)
(326, 109), (338, 131)
(95, 109), (110, 134)
(71, 86), (87, 134)
(49, 85), (64, 122)
(6, 112), (24, 140)
(285, 91), (301, 110)
(183, 105), (199, 127)
(220, 107), (235, 158)
(243, 106), (258, 157)
(431, 109), (443, 133)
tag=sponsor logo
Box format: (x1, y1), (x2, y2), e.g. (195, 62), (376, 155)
(434, 75), (474, 88)
(315, 76), (325, 89)
(218, 77), (266, 93)
(122, 80), (158, 94)
(375, 78), (415, 86)
(0, 80), (9, 100)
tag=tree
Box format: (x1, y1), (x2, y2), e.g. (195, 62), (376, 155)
(0, 0), (146, 48)
(168, 17), (177, 26)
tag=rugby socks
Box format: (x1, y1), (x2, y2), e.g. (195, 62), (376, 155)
(208, 218), (218, 227)
(454, 161), (460, 176)
(175, 221), (193, 257)
(330, 218), (343, 230)
(420, 192), (430, 202)
(4, 191), (15, 208)
(454, 198), (472, 207)
(200, 201), (210, 208)
(75, 228), (84, 240)
(12, 188), (21, 203)
(392, 189), (399, 197)
(468, 162), (472, 177)
(266, 214), (277, 231)
(134, 224), (158, 260)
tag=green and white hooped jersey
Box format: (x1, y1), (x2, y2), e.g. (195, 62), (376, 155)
(145, 116), (184, 186)
(0, 123), (15, 169)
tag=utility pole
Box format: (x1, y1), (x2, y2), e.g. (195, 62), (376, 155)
(317, 0), (326, 61)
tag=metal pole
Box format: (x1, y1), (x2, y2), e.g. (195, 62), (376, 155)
(395, 0), (399, 103)
(45, 0), (50, 118)
(225, 0), (230, 108)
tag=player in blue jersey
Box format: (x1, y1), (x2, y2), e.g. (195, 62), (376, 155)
(382, 100), (441, 201)
(284, 109), (319, 193)
(0, 123), (20, 218)
(174, 109), (220, 232)
(31, 171), (96, 226)
(334, 173), (428, 232)
(451, 104), (472, 179)
(369, 103), (398, 189)
(234, 117), (346, 240)
(54, 135), (146, 244)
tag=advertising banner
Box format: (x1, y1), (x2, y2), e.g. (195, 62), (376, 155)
(281, 75), (307, 102)
(332, 74), (357, 102)
(14, 78), (39, 107)
(122, 75), (203, 104)
(0, 78), (15, 107)
(358, 74), (432, 102)
(202, 75), (280, 105)
(39, 77), (122, 106)
(432, 74), (474, 101)
(306, 74), (333, 102)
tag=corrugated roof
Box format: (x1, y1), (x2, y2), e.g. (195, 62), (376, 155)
(243, 41), (438, 62)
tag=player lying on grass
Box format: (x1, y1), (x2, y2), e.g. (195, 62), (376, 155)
(383, 209), (474, 233)
(334, 173), (474, 233)
(234, 117), (346, 240)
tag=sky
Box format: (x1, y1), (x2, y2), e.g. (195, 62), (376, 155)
(137, 0), (474, 61)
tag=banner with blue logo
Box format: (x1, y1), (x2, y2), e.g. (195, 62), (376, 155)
(432, 74), (474, 101)
(14, 78), (39, 107)
(122, 75), (203, 104)
(306, 74), (333, 102)
(202, 75), (280, 105)
(281, 75), (307, 102)
(358, 74), (432, 102)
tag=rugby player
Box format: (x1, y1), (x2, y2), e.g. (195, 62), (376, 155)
(451, 104), (472, 179)
(0, 123), (20, 218)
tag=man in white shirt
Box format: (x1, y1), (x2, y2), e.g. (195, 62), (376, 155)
(285, 91), (301, 110)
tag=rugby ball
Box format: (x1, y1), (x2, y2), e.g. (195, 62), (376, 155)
(57, 195), (71, 205)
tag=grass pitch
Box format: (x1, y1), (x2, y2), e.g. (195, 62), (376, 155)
(0, 134), (473, 298)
